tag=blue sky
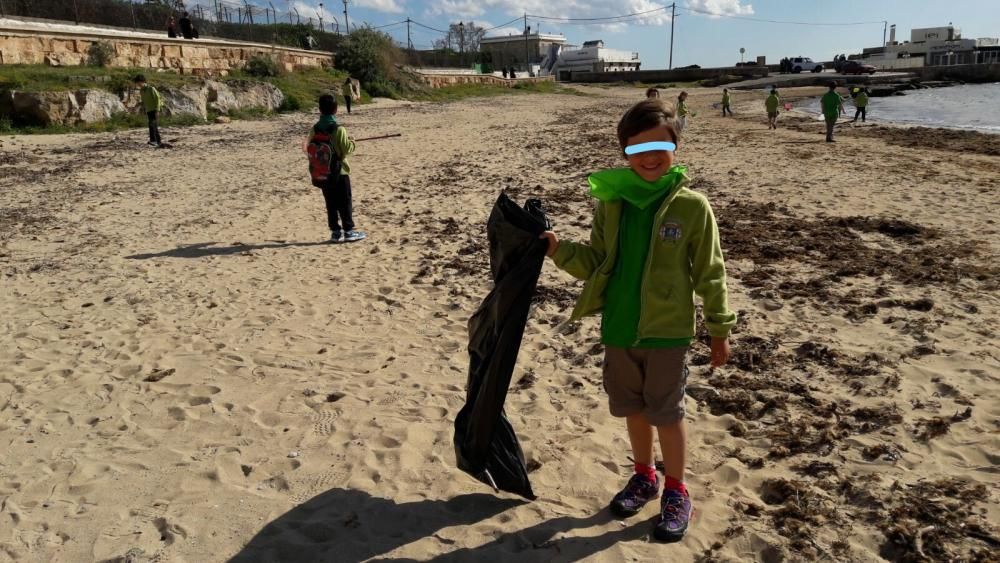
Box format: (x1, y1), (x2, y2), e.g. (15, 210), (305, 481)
(280, 0), (1000, 68)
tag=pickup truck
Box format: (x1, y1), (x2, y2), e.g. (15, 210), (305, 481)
(790, 57), (824, 73)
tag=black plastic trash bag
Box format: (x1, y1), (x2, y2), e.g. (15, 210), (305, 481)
(454, 193), (549, 500)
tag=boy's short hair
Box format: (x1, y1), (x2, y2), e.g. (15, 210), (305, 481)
(134, 74), (146, 83)
(319, 94), (337, 115)
(828, 82), (838, 90)
(617, 99), (680, 151)
(645, 87), (659, 98)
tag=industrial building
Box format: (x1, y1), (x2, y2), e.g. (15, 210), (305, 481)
(479, 32), (567, 74)
(861, 25), (1000, 69)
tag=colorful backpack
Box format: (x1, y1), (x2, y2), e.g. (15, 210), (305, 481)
(307, 123), (341, 187)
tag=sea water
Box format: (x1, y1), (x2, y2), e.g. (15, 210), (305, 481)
(804, 83), (1000, 133)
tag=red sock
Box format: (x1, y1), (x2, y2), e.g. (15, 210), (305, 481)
(634, 462), (656, 482)
(663, 475), (688, 496)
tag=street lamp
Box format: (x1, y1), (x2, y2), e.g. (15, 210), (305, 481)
(458, 22), (465, 66)
(318, 3), (324, 31)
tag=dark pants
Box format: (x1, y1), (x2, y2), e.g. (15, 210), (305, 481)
(345, 94), (352, 114)
(825, 115), (837, 141)
(853, 107), (867, 122)
(146, 111), (161, 145)
(321, 174), (354, 232)
(722, 104), (732, 116)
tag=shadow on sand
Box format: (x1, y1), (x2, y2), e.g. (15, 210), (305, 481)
(125, 240), (329, 260)
(228, 489), (652, 563)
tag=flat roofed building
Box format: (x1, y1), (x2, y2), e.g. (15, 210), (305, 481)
(479, 32), (566, 71)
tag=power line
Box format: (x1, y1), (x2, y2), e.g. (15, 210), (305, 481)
(483, 16), (526, 32)
(526, 5), (669, 22)
(681, 7), (883, 26)
(371, 19), (407, 29)
(409, 19), (448, 34)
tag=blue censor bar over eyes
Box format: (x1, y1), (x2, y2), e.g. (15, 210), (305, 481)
(624, 141), (677, 155)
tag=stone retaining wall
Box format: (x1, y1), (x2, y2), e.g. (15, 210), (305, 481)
(414, 73), (554, 89)
(0, 28), (332, 75)
(569, 66), (768, 83)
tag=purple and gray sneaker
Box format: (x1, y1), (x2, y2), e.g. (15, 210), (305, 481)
(610, 473), (660, 517)
(654, 488), (693, 542)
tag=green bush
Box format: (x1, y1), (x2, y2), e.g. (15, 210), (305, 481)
(86, 41), (115, 67)
(0, 116), (13, 133)
(278, 93), (302, 112)
(365, 79), (398, 99)
(245, 56), (282, 78)
(337, 28), (403, 94)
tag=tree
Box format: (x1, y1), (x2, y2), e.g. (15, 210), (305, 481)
(432, 21), (485, 54)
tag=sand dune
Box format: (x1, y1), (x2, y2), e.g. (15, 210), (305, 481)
(1, 86), (998, 562)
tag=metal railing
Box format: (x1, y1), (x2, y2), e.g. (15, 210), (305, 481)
(1, 0), (344, 52)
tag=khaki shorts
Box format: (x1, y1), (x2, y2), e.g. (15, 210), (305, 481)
(602, 346), (689, 426)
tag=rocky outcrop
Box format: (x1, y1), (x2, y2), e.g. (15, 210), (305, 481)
(205, 80), (284, 115)
(74, 89), (127, 122)
(1, 79), (286, 126)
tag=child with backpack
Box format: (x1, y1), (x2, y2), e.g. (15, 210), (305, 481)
(306, 94), (366, 243)
(539, 98), (735, 542)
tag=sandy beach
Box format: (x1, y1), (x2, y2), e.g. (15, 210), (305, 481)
(1, 85), (998, 562)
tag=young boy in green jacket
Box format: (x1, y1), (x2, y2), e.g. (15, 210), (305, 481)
(135, 74), (163, 147)
(852, 88), (869, 123)
(306, 94), (365, 243)
(540, 98), (736, 542)
(721, 88), (733, 117)
(765, 88), (780, 130)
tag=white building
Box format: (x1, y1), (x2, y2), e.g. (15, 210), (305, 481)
(540, 40), (641, 79)
(861, 25), (1000, 68)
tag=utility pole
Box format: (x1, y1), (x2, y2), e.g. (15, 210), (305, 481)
(342, 0), (349, 34)
(669, 2), (676, 70)
(883, 20), (888, 46)
(319, 3), (324, 31)
(406, 18), (413, 50)
(523, 13), (529, 76)
(459, 22), (465, 66)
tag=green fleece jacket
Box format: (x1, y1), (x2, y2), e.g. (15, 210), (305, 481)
(309, 115), (356, 176)
(140, 84), (162, 113)
(552, 172), (737, 340)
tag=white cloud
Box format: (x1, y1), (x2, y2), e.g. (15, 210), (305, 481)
(684, 0), (753, 17)
(428, 0), (676, 29)
(355, 0), (406, 14)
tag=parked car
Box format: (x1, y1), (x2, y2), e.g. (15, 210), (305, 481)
(790, 57), (823, 73)
(840, 60), (877, 75)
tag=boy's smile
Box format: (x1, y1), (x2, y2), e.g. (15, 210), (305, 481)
(626, 124), (676, 182)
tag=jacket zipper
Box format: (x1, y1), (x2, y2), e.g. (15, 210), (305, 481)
(633, 192), (675, 347)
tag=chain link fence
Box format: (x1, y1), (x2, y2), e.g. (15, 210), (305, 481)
(1, 0), (344, 52)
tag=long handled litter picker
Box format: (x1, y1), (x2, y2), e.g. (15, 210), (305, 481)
(354, 133), (402, 142)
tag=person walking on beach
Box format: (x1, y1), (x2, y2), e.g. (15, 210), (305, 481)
(852, 87), (869, 123)
(135, 75), (163, 148)
(821, 83), (845, 142)
(539, 98), (735, 543)
(305, 94), (366, 243)
(646, 88), (660, 99)
(179, 12), (193, 40)
(721, 88), (733, 116)
(676, 91), (690, 132)
(343, 76), (359, 114)
(765, 87), (780, 129)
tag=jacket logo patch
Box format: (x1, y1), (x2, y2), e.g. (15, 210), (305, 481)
(659, 221), (682, 242)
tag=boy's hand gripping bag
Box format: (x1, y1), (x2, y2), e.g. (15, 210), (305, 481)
(453, 193), (549, 500)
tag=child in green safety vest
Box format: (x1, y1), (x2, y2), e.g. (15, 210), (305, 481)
(675, 91), (689, 132)
(538, 98), (736, 543)
(821, 82), (846, 142)
(852, 88), (869, 123)
(135, 74), (163, 147)
(765, 88), (780, 129)
(721, 88), (733, 116)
